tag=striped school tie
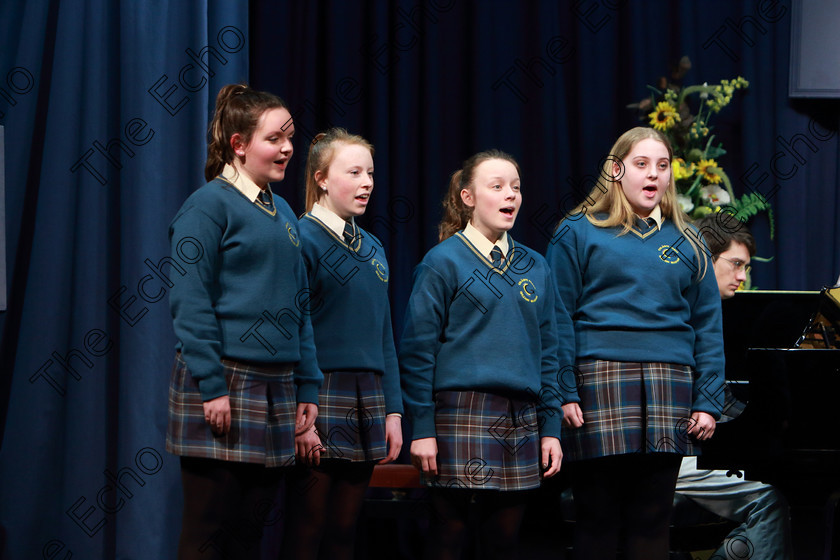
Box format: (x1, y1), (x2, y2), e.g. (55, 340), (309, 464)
(343, 221), (355, 244)
(257, 189), (273, 208)
(490, 245), (504, 268)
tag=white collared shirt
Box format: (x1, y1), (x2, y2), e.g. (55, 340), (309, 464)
(220, 164), (272, 202)
(462, 222), (510, 260)
(310, 202), (354, 237)
(641, 205), (664, 230)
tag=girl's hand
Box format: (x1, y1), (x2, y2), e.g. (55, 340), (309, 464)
(378, 415), (403, 465)
(562, 402), (584, 428)
(203, 395), (231, 435)
(687, 411), (716, 441)
(295, 426), (323, 466)
(410, 437), (438, 475)
(540, 436), (563, 478)
(296, 402), (318, 435)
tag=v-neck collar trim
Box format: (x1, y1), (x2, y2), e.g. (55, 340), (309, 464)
(455, 231), (515, 274)
(303, 213), (363, 252)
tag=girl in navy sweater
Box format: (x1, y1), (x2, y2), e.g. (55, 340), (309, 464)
(400, 150), (564, 560)
(547, 127), (725, 559)
(282, 128), (403, 560)
(167, 84), (321, 559)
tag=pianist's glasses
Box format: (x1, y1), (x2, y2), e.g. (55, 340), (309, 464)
(717, 255), (751, 274)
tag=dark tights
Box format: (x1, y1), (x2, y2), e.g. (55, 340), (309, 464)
(281, 460), (375, 560)
(571, 453), (682, 560)
(424, 488), (531, 560)
(177, 457), (282, 560)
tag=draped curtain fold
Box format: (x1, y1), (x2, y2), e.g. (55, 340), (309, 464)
(0, 1), (248, 558)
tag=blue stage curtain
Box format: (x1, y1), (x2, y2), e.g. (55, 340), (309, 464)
(251, 0), (840, 335)
(0, 1), (248, 558)
(1, 1), (839, 559)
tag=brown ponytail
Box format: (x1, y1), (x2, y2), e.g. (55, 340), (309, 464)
(304, 127), (374, 212)
(204, 83), (288, 182)
(438, 169), (471, 241)
(438, 149), (521, 242)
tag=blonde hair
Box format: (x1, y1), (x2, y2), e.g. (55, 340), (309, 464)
(438, 149), (521, 242)
(569, 127), (708, 278)
(304, 128), (374, 212)
(204, 84), (288, 182)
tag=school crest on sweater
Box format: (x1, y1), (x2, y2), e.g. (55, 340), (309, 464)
(297, 213), (403, 416)
(546, 214), (726, 460)
(399, 233), (564, 441)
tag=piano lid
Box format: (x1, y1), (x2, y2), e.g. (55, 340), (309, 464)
(722, 290), (820, 382)
(795, 286), (840, 349)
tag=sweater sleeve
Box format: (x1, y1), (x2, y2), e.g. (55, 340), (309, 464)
(546, 219), (584, 404)
(169, 205), (227, 401)
(381, 296), (405, 415)
(684, 249), (726, 419)
(536, 267), (564, 439)
(293, 251), (323, 405)
(399, 262), (449, 440)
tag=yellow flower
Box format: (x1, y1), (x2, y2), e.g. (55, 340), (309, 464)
(672, 158), (694, 180)
(693, 205), (714, 218)
(648, 101), (680, 131)
(697, 159), (723, 184)
(733, 76), (749, 89)
(690, 121), (710, 139)
(707, 95), (728, 113)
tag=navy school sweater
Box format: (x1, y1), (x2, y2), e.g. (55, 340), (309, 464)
(168, 178), (322, 403)
(297, 213), (403, 415)
(546, 213), (725, 418)
(399, 233), (564, 439)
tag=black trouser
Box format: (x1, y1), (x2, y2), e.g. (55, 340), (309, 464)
(177, 456), (282, 560)
(571, 452), (682, 560)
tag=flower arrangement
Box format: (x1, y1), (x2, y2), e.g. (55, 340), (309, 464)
(632, 57), (774, 237)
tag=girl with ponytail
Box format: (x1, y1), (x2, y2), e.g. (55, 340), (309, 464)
(281, 128), (403, 560)
(400, 150), (564, 559)
(167, 84), (322, 559)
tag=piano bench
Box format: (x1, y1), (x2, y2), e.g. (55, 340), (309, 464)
(364, 464), (428, 516)
(362, 463), (427, 518)
(368, 463), (423, 489)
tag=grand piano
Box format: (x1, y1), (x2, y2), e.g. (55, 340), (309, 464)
(698, 288), (840, 559)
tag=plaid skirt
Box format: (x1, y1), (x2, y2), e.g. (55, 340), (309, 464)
(561, 360), (696, 461)
(430, 390), (541, 492)
(313, 371), (388, 462)
(166, 353), (297, 467)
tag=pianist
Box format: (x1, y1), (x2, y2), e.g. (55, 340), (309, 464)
(675, 213), (793, 560)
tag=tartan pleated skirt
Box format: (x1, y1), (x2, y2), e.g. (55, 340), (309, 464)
(561, 359), (696, 461)
(313, 371), (388, 462)
(166, 353), (297, 467)
(430, 390), (541, 492)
